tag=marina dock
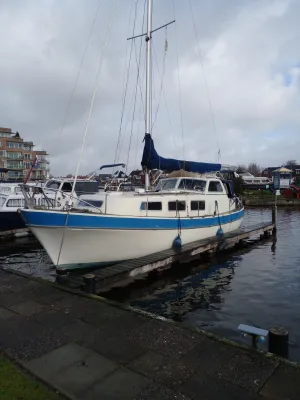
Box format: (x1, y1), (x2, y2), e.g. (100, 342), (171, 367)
(0, 268), (299, 400)
(58, 220), (275, 294)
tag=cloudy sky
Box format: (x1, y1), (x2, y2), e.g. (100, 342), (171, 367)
(0, 0), (299, 176)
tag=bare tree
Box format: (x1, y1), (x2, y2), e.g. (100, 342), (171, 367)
(247, 162), (261, 176)
(285, 160), (297, 168)
(236, 164), (247, 173)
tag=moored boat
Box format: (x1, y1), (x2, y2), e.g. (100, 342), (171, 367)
(20, 0), (244, 270)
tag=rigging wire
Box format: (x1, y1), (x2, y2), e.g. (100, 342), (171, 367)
(151, 28), (168, 134)
(188, 0), (221, 163)
(126, 1), (146, 173)
(133, 0), (147, 120)
(172, 0), (185, 160)
(57, 0), (102, 142)
(56, 0), (116, 267)
(114, 0), (139, 166)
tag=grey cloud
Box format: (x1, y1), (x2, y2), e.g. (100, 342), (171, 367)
(0, 0), (299, 175)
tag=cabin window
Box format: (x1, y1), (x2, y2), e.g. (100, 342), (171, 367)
(296, 169), (300, 175)
(191, 200), (205, 211)
(140, 202), (162, 211)
(78, 200), (103, 208)
(74, 181), (99, 194)
(208, 181), (223, 193)
(6, 199), (25, 207)
(168, 201), (186, 211)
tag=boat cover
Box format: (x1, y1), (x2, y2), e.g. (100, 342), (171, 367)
(141, 134), (221, 173)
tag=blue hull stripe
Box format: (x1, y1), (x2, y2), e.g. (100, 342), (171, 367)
(21, 208), (244, 230)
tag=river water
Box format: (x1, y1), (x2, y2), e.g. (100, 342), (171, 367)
(1, 208), (300, 360)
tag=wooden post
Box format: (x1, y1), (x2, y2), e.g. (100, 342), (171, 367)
(268, 327), (289, 358)
(84, 274), (96, 294)
(272, 206), (277, 235)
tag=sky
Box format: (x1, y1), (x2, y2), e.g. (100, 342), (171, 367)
(0, 0), (299, 176)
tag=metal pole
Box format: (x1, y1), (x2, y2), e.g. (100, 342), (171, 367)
(144, 0), (152, 190)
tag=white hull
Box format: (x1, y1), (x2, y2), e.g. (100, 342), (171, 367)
(31, 217), (242, 269)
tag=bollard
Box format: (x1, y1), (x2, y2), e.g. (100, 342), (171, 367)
(268, 327), (289, 359)
(83, 274), (96, 294)
(56, 268), (69, 285)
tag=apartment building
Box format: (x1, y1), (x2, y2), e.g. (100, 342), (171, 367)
(0, 127), (50, 180)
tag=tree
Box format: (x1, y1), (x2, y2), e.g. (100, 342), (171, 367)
(247, 162), (261, 177)
(285, 160), (297, 168)
(236, 164), (247, 173)
(234, 176), (244, 195)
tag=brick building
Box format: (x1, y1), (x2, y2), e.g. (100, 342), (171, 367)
(0, 127), (50, 180)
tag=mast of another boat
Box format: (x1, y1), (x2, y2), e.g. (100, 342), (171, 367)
(144, 0), (153, 190)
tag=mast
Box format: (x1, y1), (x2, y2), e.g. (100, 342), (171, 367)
(144, 0), (153, 190)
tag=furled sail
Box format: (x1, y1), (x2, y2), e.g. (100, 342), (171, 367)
(141, 134), (221, 173)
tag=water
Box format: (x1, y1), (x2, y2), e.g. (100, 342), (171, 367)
(1, 208), (300, 360)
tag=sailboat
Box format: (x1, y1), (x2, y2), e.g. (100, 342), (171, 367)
(20, 0), (244, 270)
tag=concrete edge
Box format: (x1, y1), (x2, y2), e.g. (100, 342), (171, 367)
(2, 266), (300, 370)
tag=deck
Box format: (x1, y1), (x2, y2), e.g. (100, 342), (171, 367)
(57, 221), (275, 294)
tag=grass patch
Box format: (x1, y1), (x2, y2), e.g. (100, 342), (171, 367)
(0, 356), (62, 400)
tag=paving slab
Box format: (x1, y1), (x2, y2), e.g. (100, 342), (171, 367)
(0, 291), (27, 307)
(260, 363), (300, 400)
(51, 351), (118, 398)
(81, 367), (150, 400)
(82, 302), (148, 336)
(26, 343), (92, 379)
(0, 306), (17, 319)
(33, 309), (74, 329)
(129, 319), (201, 360)
(60, 319), (101, 346)
(218, 350), (279, 392)
(134, 384), (191, 400)
(8, 300), (47, 316)
(181, 336), (237, 374)
(6, 327), (69, 362)
(90, 333), (147, 365)
(129, 351), (196, 389)
(179, 373), (261, 400)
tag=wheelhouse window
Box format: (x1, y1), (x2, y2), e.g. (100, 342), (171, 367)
(46, 180), (61, 190)
(168, 201), (186, 211)
(191, 200), (205, 211)
(61, 182), (73, 192)
(140, 202), (162, 211)
(178, 179), (206, 192)
(208, 181), (223, 193)
(157, 179), (178, 191)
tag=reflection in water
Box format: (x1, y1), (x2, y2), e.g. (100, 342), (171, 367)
(1, 208), (300, 360)
(106, 208), (300, 360)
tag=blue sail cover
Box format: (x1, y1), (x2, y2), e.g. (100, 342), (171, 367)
(141, 134), (221, 173)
